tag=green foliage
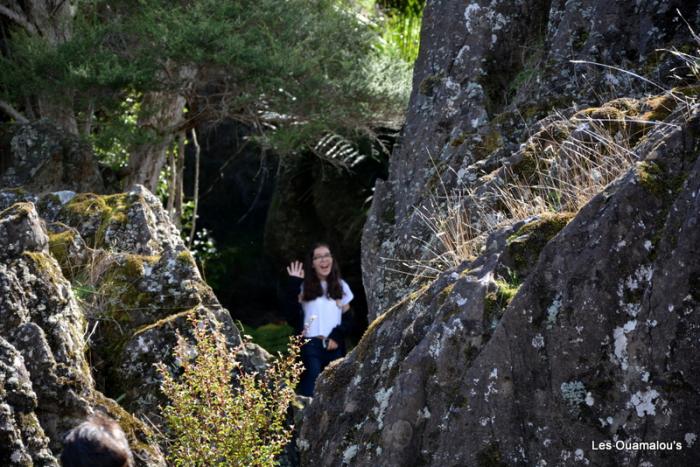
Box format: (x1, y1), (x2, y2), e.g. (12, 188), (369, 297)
(73, 283), (98, 302)
(241, 322), (295, 356)
(157, 315), (303, 466)
(378, 0), (425, 63)
(1, 0), (411, 154)
(88, 95), (144, 170)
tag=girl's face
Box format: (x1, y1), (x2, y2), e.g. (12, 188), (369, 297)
(312, 246), (333, 280)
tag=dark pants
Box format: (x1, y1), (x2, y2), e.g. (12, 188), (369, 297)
(298, 339), (343, 397)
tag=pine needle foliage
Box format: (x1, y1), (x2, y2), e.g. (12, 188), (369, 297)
(0, 0), (410, 152)
(156, 315), (303, 466)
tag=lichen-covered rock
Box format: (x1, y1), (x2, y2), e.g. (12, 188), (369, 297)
(0, 199), (167, 464)
(363, 0), (700, 319)
(0, 120), (105, 194)
(54, 186), (182, 255)
(0, 336), (56, 466)
(32, 186), (244, 414)
(301, 105), (700, 465)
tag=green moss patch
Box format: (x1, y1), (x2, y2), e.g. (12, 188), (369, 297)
(60, 193), (132, 247)
(636, 160), (686, 200)
(483, 277), (520, 331)
(22, 251), (62, 284)
(48, 229), (80, 277)
(240, 322), (294, 355)
(506, 212), (574, 278)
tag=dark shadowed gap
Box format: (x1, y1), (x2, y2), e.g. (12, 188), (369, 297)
(184, 119), (395, 344)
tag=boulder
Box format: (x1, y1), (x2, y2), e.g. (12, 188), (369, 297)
(300, 104), (700, 465)
(0, 120), (105, 194)
(0, 201), (165, 465)
(0, 183), (260, 463)
(363, 0), (700, 319)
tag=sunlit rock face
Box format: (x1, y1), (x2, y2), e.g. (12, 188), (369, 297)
(0, 200), (165, 465)
(307, 1), (700, 466)
(363, 0), (700, 319)
(304, 104), (700, 467)
(0, 135), (257, 464)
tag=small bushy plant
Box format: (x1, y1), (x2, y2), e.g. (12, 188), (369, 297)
(156, 315), (302, 466)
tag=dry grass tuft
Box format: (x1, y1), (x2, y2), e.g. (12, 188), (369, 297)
(401, 112), (644, 282)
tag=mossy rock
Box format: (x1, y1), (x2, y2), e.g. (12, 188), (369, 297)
(605, 97), (641, 115)
(47, 225), (87, 280)
(507, 121), (573, 183)
(473, 128), (504, 161)
(59, 192), (131, 248)
(504, 212), (575, 280)
(508, 143), (543, 183)
(573, 106), (627, 133)
(636, 160), (686, 201)
(21, 251), (64, 289)
(639, 94), (677, 123)
(483, 277), (521, 333)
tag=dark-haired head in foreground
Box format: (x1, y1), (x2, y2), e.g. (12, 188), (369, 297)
(60, 413), (134, 467)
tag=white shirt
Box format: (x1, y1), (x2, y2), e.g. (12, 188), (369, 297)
(301, 280), (353, 338)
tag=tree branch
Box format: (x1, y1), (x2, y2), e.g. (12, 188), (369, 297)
(0, 99), (29, 123)
(188, 128), (200, 248)
(0, 5), (38, 35)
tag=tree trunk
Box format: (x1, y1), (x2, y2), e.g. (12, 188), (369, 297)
(124, 92), (187, 192)
(124, 65), (197, 193)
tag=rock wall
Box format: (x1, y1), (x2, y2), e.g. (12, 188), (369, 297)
(363, 0), (700, 319)
(0, 120), (260, 464)
(303, 1), (700, 466)
(0, 201), (165, 465)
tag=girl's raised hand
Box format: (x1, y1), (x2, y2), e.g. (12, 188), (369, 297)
(286, 260), (304, 278)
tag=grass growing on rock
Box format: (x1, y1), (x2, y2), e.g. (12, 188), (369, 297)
(59, 193), (132, 247)
(402, 99), (643, 283)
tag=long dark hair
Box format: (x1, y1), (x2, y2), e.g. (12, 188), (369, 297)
(302, 242), (343, 301)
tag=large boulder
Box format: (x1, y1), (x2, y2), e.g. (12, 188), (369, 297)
(0, 120), (105, 194)
(0, 182), (261, 463)
(300, 100), (700, 465)
(0, 202), (164, 465)
(363, 0), (700, 319)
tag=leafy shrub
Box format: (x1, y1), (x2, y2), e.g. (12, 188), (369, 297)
(156, 315), (302, 466)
